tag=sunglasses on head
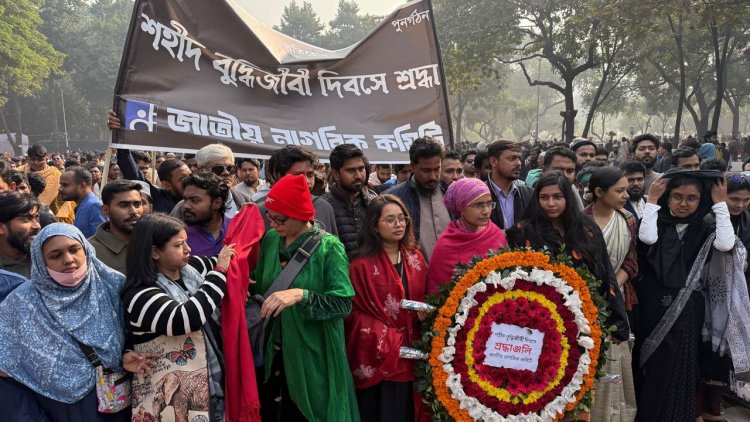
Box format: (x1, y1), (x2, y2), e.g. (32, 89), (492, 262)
(727, 173), (750, 185)
(210, 164), (236, 175)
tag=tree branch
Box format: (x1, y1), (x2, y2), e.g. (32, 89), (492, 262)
(518, 62), (565, 93)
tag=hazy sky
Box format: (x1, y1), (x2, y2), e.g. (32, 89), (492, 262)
(235, 0), (407, 28)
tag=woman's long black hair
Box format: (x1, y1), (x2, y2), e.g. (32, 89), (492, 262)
(519, 171), (604, 276)
(122, 213), (185, 295)
(354, 194), (417, 259)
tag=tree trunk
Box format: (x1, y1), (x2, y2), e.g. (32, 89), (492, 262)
(669, 14), (686, 141)
(710, 23), (729, 132)
(454, 94), (466, 143)
(0, 107), (16, 156)
(12, 95), (23, 153)
(561, 79), (577, 141)
(582, 67), (609, 138)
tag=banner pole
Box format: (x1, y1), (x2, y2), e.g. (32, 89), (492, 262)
(426, 0), (455, 150)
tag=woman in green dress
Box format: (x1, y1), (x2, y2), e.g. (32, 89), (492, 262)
(252, 174), (359, 422)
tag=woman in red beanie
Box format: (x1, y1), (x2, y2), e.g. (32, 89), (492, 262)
(251, 174), (359, 421)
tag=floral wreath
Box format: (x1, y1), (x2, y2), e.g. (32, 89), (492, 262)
(414, 249), (611, 421)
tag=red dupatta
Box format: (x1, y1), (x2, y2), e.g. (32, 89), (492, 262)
(222, 204), (264, 421)
(345, 247), (427, 389)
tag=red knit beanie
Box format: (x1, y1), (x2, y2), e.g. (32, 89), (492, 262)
(266, 174), (315, 221)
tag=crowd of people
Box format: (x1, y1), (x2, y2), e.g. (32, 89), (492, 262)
(0, 125), (749, 422)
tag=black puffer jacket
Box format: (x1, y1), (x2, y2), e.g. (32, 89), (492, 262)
(322, 185), (376, 258)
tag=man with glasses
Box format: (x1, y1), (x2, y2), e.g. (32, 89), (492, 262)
(0, 191), (41, 277)
(170, 144), (252, 220)
(461, 149), (478, 178)
(16, 144), (60, 206)
(51, 154), (64, 171)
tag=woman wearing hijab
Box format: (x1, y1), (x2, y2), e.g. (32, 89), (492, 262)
(427, 177), (507, 294)
(345, 194), (427, 422)
(252, 174), (359, 421)
(0, 223), (155, 421)
(506, 172), (630, 342)
(634, 170), (734, 422)
(584, 167), (638, 422)
(122, 213), (238, 421)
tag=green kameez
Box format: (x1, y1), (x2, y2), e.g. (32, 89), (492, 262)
(253, 226), (360, 421)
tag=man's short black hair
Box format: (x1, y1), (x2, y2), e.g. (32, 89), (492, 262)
(487, 140), (521, 159)
(619, 160), (647, 176)
(27, 172), (46, 197)
(672, 148), (700, 166)
(595, 146), (607, 156)
(443, 150), (461, 161)
(235, 157), (261, 171)
(631, 134), (659, 153)
(64, 158), (80, 169)
(181, 172), (229, 215)
(266, 146), (317, 184)
(101, 180), (142, 206)
(329, 144), (364, 171)
(10, 171), (28, 188)
(700, 158), (728, 172)
(132, 151), (152, 164)
(376, 163), (392, 170)
(460, 149), (478, 163)
(543, 146), (576, 168)
(0, 160), (11, 186)
(65, 166), (92, 186)
(703, 130), (718, 140)
(27, 145), (47, 159)
(409, 136), (443, 164)
(157, 159), (187, 183)
(0, 191), (40, 223)
(659, 141), (673, 152)
(570, 138), (597, 152)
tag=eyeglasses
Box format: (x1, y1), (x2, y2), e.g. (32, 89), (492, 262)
(469, 201), (496, 210)
(727, 173), (750, 185)
(380, 215), (410, 227)
(669, 194), (700, 205)
(264, 210), (288, 225)
(210, 164), (236, 175)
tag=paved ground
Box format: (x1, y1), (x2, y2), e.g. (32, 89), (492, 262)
(724, 404), (750, 421)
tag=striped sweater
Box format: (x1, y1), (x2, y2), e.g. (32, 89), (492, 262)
(122, 256), (226, 344)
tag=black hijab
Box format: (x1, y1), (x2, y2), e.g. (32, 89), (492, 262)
(649, 169), (722, 289)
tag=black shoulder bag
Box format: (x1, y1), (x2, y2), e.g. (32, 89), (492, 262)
(246, 231), (324, 364)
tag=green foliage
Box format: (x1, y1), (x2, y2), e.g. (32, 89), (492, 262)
(273, 0), (325, 46)
(0, 0), (64, 106)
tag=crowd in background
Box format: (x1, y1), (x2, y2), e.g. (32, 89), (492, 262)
(0, 124), (750, 422)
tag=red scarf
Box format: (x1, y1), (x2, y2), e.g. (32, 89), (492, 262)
(222, 204), (264, 421)
(426, 220), (507, 294)
(345, 248), (427, 389)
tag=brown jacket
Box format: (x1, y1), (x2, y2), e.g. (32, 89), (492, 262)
(88, 222), (128, 275)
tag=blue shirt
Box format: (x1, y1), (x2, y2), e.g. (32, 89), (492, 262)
(186, 217), (231, 257)
(75, 192), (107, 238)
(488, 178), (517, 229)
(0, 269), (27, 303)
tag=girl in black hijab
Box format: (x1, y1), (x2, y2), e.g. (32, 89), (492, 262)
(634, 170), (733, 422)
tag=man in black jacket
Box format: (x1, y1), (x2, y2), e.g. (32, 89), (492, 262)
(486, 140), (532, 229)
(322, 145), (376, 258)
(385, 136), (450, 260)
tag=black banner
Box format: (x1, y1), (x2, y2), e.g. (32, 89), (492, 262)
(112, 0), (452, 163)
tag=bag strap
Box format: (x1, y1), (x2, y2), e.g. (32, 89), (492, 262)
(262, 231), (325, 299)
(75, 340), (102, 368)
